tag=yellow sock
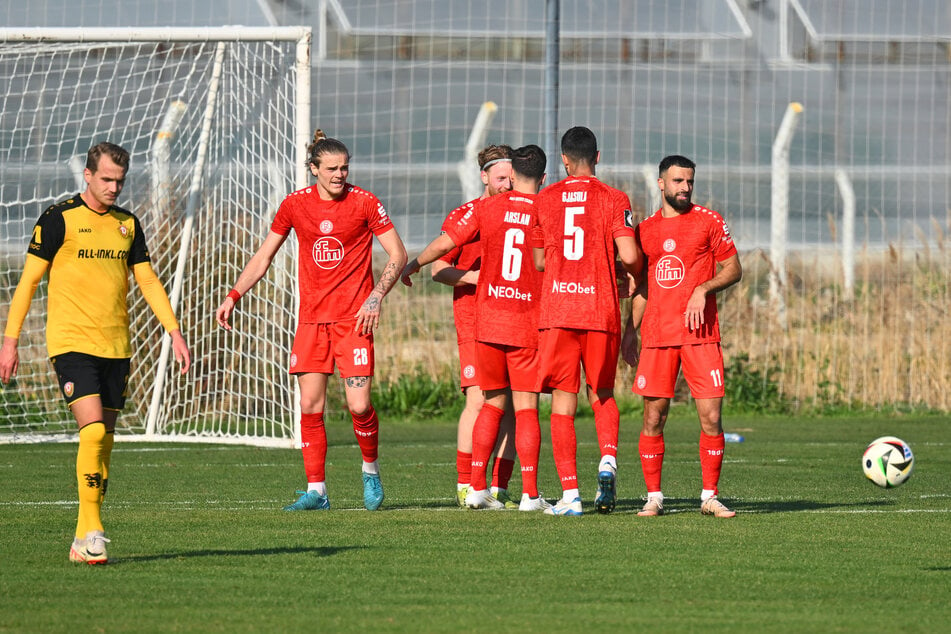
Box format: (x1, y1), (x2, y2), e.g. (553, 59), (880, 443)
(76, 422), (106, 539)
(101, 429), (115, 503)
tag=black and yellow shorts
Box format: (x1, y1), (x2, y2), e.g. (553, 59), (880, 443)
(49, 352), (131, 410)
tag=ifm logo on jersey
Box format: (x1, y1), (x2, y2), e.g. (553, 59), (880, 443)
(656, 238), (685, 289)
(313, 237), (344, 269)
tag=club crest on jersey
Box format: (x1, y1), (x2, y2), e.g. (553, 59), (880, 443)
(118, 224), (129, 237)
(656, 255), (685, 289)
(319, 220), (333, 234)
(64, 382), (74, 397)
(663, 238), (676, 252)
(463, 364), (476, 380)
(313, 236), (344, 269)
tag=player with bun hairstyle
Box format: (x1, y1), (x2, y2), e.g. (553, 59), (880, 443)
(431, 144), (520, 508)
(216, 130), (407, 512)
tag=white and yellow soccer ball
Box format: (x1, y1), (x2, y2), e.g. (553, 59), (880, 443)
(862, 436), (914, 488)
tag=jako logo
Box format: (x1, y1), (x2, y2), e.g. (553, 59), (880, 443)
(655, 255), (685, 289)
(313, 237), (344, 269)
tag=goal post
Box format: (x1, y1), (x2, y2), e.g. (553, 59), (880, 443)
(0, 27), (311, 447)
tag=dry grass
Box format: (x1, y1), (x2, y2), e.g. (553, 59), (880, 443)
(385, 243), (951, 411)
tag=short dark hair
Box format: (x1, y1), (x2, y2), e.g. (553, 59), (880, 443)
(307, 129), (350, 168)
(658, 154), (696, 177)
(560, 126), (598, 165)
(86, 142), (129, 173)
(512, 144), (546, 180)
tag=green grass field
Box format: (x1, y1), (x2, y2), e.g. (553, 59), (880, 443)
(1, 410), (949, 632)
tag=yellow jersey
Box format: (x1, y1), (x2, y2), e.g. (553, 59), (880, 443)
(28, 195), (152, 358)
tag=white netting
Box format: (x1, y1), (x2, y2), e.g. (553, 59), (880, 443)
(0, 28), (310, 444)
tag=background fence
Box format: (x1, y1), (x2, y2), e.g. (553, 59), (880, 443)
(2, 0), (950, 417)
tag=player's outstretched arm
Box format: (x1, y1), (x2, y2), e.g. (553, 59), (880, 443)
(1, 255), (50, 383)
(355, 227), (408, 335)
(215, 231), (288, 331)
(400, 233), (458, 287)
(431, 259), (478, 287)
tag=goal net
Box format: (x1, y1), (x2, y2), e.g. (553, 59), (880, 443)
(0, 27), (311, 446)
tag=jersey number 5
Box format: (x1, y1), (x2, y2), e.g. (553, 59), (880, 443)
(564, 206), (585, 260)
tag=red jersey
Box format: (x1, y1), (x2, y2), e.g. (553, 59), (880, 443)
(446, 191), (541, 348)
(438, 200), (481, 344)
(533, 176), (635, 334)
(636, 204), (737, 347)
(271, 183), (393, 324)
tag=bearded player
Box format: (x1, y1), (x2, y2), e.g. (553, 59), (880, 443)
(625, 154), (742, 518)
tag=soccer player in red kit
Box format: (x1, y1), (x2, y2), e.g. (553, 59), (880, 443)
(402, 145), (551, 511)
(431, 145), (520, 508)
(215, 130), (407, 512)
(626, 154), (742, 518)
(532, 126), (642, 516)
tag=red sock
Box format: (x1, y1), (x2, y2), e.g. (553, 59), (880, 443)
(592, 397), (619, 459)
(699, 431), (725, 495)
(351, 407), (379, 463)
(456, 450), (472, 485)
(469, 404), (504, 491)
(514, 408), (540, 497)
(300, 412), (327, 483)
(639, 432), (665, 494)
(550, 413), (578, 491)
(491, 457), (515, 490)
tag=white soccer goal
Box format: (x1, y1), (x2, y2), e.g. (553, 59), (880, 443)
(0, 27), (311, 446)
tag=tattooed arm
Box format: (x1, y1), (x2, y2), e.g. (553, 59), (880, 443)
(355, 227), (408, 335)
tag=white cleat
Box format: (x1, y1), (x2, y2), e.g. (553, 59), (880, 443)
(543, 496), (583, 516)
(465, 488), (505, 510)
(518, 493), (553, 512)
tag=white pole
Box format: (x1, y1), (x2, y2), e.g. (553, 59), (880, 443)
(457, 101), (498, 202)
(291, 30), (312, 448)
(835, 169), (855, 300)
(150, 100), (187, 213)
(68, 155), (85, 191)
(145, 42), (227, 438)
(641, 166), (660, 214)
(769, 102), (803, 329)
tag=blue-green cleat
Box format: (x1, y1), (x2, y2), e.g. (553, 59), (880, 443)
(595, 470), (617, 514)
(363, 472), (384, 510)
(283, 489), (330, 511)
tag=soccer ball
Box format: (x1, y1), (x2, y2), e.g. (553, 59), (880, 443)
(862, 436), (914, 488)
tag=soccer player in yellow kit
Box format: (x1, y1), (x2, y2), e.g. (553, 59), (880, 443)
(0, 142), (191, 564)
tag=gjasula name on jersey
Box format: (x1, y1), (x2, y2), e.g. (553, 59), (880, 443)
(488, 283), (533, 301)
(562, 191), (587, 202)
(551, 280), (595, 294)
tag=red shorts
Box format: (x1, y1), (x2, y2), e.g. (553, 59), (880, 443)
(536, 328), (619, 394)
(290, 321), (375, 377)
(633, 342), (725, 399)
(475, 341), (539, 392)
(457, 339), (479, 389)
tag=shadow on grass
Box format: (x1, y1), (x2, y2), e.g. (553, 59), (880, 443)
(612, 497), (896, 514)
(116, 545), (364, 564)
